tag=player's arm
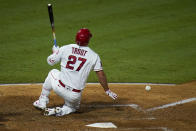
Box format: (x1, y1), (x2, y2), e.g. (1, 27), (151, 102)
(94, 55), (117, 100)
(96, 70), (109, 91)
(96, 70), (118, 100)
(47, 45), (61, 66)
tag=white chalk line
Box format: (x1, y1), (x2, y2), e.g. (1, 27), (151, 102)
(0, 82), (176, 86)
(146, 97), (196, 112)
(128, 117), (156, 120)
(0, 83), (193, 131)
(82, 104), (143, 111)
(83, 103), (174, 131)
(83, 97), (196, 112)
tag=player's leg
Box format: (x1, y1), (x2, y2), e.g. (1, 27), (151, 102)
(55, 101), (80, 116)
(44, 100), (80, 116)
(44, 89), (81, 116)
(33, 71), (52, 109)
(33, 69), (59, 109)
(43, 104), (75, 116)
(55, 91), (81, 116)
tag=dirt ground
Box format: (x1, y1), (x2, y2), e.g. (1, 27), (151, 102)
(0, 81), (196, 131)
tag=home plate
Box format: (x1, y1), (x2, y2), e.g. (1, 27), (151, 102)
(86, 122), (117, 128)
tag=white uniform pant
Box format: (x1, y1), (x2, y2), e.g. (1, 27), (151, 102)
(40, 69), (81, 115)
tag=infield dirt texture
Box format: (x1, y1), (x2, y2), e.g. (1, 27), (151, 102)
(0, 0), (196, 131)
(0, 82), (196, 131)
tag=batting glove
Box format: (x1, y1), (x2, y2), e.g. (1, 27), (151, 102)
(105, 89), (118, 100)
(52, 45), (59, 54)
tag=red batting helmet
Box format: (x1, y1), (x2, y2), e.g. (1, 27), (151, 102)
(76, 28), (92, 46)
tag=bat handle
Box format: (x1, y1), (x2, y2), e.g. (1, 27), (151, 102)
(52, 32), (57, 47)
(54, 39), (57, 47)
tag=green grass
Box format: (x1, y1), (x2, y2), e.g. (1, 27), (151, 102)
(0, 0), (196, 84)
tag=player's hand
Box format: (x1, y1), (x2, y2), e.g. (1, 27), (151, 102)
(52, 45), (59, 54)
(105, 89), (118, 100)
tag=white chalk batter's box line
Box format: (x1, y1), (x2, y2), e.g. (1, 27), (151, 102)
(84, 98), (195, 131)
(82, 97), (196, 112)
(1, 83), (192, 131)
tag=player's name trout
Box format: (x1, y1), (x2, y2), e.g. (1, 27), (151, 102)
(72, 47), (88, 56)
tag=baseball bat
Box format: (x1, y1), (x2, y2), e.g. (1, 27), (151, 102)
(47, 4), (57, 47)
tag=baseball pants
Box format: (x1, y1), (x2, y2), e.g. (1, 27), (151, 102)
(39, 69), (81, 115)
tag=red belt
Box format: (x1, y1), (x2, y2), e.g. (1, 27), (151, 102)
(59, 80), (81, 93)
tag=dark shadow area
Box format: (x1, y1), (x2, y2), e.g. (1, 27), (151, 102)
(45, 98), (130, 114)
(79, 98), (130, 113)
(0, 113), (9, 130)
(0, 115), (9, 122)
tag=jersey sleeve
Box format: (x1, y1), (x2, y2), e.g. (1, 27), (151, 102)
(93, 55), (103, 71)
(47, 47), (63, 66)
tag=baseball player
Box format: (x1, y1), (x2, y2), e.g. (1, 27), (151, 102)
(33, 28), (118, 116)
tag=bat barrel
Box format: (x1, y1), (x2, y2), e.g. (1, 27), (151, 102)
(48, 4), (54, 26)
(48, 4), (57, 47)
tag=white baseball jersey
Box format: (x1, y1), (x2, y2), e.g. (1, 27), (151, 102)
(47, 44), (103, 90)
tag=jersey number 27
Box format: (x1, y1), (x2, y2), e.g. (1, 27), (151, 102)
(66, 55), (87, 71)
